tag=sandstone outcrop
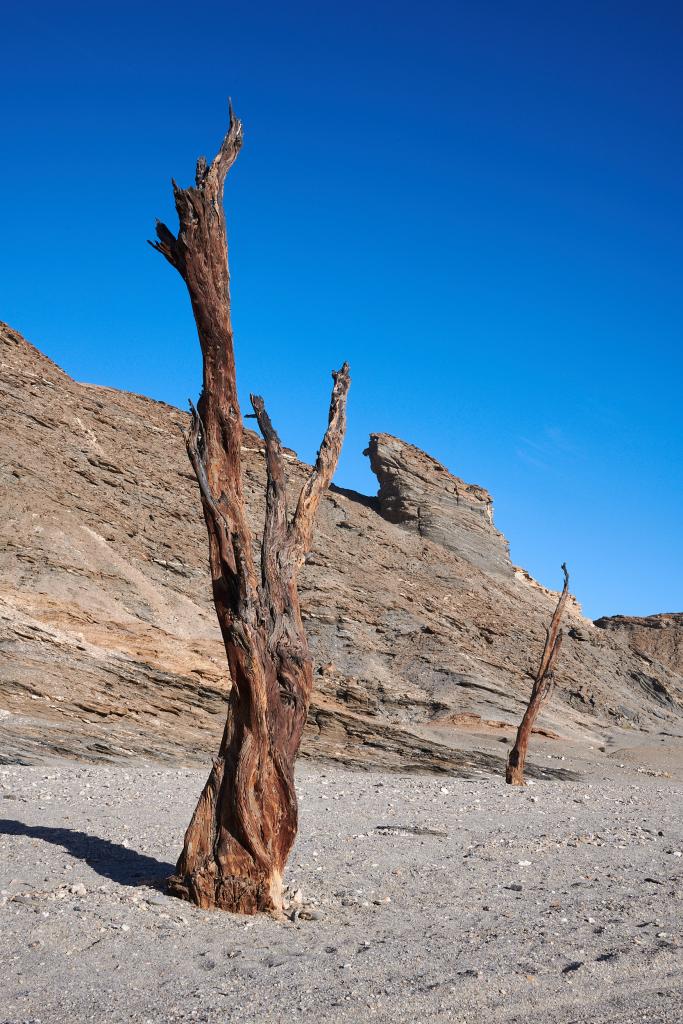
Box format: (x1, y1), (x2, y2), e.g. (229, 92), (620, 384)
(365, 433), (512, 575)
(1, 321), (681, 772)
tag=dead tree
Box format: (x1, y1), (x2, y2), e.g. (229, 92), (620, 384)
(506, 563), (570, 786)
(149, 106), (350, 915)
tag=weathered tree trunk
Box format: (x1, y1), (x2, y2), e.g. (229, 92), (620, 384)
(506, 563), (570, 786)
(150, 106), (350, 915)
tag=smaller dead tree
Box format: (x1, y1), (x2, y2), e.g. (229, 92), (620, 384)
(506, 563), (570, 786)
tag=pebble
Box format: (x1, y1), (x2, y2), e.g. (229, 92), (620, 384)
(299, 908), (323, 921)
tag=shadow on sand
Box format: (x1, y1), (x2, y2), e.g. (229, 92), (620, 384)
(0, 819), (175, 886)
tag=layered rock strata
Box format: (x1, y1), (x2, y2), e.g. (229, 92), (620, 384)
(1, 321), (681, 772)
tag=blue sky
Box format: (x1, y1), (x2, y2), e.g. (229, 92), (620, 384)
(1, 1), (681, 618)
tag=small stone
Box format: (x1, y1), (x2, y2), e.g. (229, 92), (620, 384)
(69, 883), (86, 896)
(299, 908), (322, 921)
(287, 888), (303, 907)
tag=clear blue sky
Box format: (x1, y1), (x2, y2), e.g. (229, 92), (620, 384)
(1, 1), (681, 619)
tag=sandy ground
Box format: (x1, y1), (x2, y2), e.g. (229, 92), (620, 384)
(1, 743), (683, 1024)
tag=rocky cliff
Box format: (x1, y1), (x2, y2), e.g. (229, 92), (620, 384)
(1, 321), (681, 773)
(365, 433), (512, 575)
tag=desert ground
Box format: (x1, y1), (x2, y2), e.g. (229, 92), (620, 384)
(1, 735), (682, 1024)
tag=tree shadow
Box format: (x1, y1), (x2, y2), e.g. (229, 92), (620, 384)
(0, 819), (175, 887)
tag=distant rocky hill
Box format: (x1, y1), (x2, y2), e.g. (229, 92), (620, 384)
(595, 613), (683, 676)
(1, 321), (681, 772)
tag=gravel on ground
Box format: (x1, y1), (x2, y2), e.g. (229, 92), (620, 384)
(1, 749), (682, 1024)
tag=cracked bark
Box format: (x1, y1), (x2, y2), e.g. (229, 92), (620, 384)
(506, 563), (570, 786)
(150, 106), (350, 914)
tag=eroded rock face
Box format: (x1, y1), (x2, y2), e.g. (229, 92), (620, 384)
(1, 321), (682, 772)
(365, 433), (512, 576)
(595, 614), (683, 675)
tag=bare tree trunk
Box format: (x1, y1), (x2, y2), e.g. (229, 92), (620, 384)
(506, 563), (570, 786)
(150, 106), (350, 915)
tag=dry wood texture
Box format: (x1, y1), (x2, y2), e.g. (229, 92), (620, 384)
(506, 563), (570, 786)
(150, 106), (350, 914)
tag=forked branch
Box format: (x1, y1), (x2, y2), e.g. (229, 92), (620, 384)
(249, 393), (289, 591)
(289, 362), (351, 562)
(250, 364), (351, 594)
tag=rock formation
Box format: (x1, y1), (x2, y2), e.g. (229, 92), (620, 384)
(1, 321), (682, 773)
(595, 613), (683, 676)
(365, 434), (511, 575)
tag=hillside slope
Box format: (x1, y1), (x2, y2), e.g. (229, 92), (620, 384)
(595, 613), (683, 675)
(1, 322), (681, 772)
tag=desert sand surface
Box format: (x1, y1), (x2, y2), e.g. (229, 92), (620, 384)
(2, 738), (682, 1024)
